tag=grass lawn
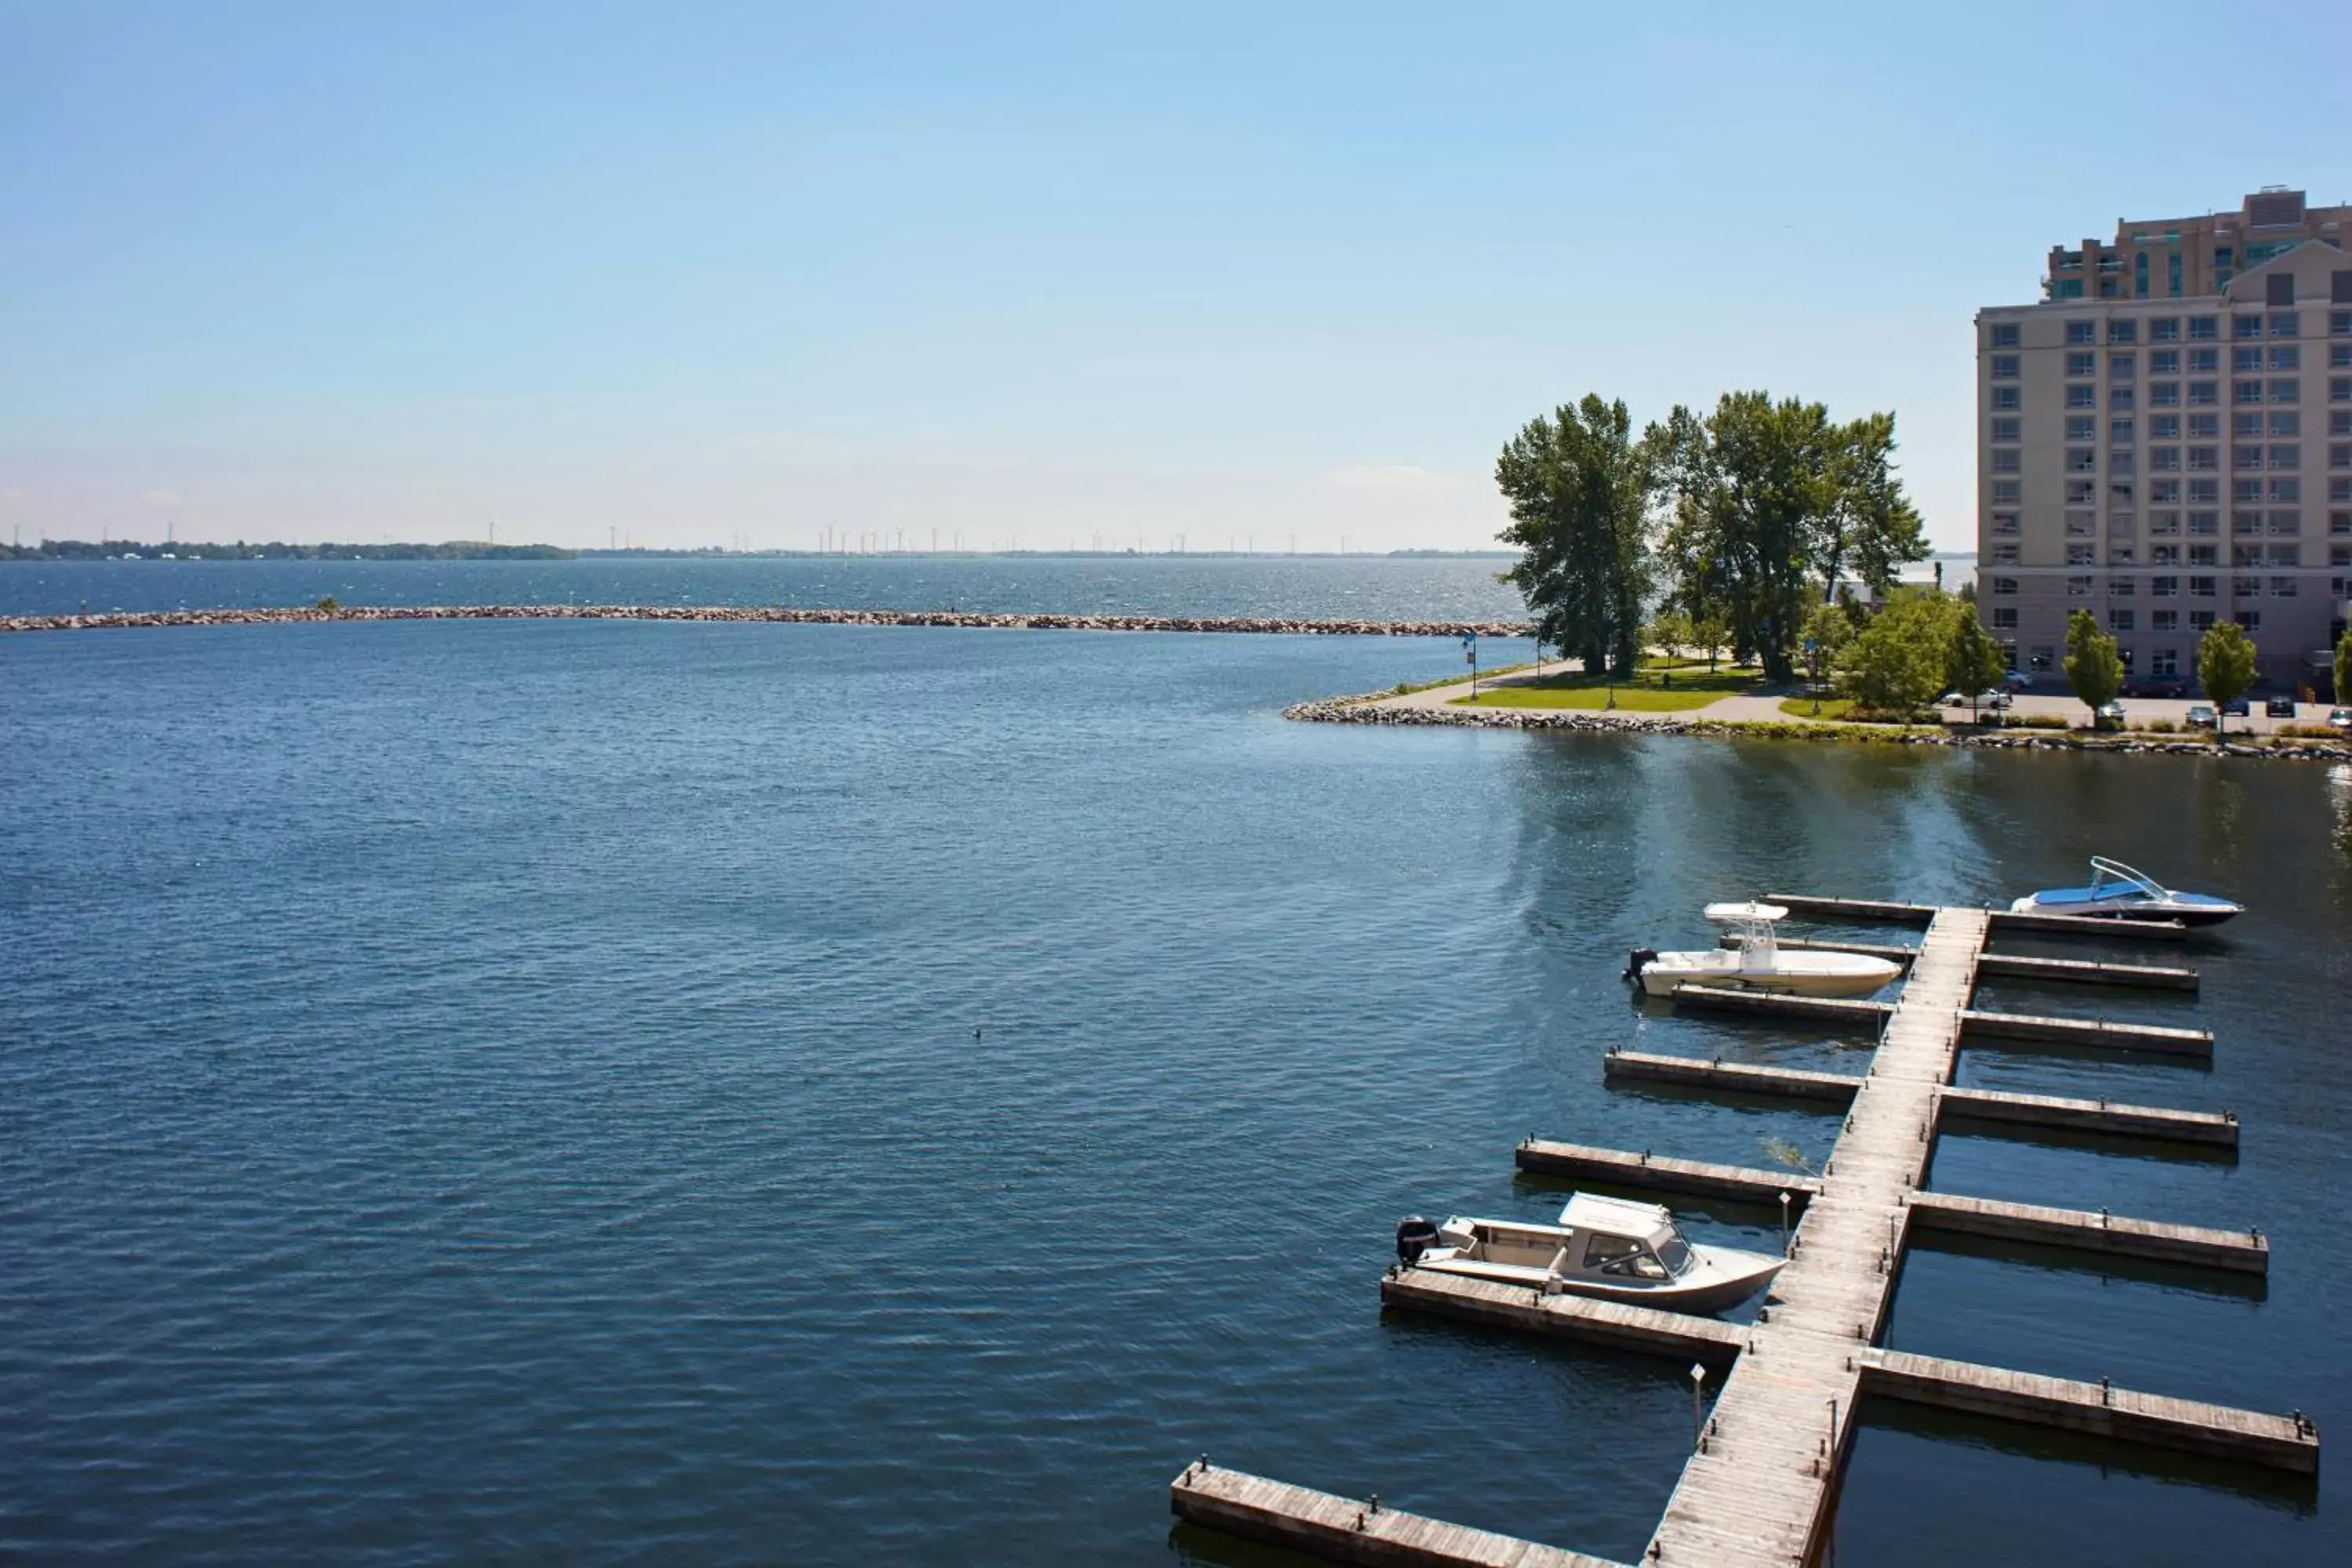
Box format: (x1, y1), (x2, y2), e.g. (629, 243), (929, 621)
(1777, 695), (1854, 720)
(1452, 659), (1765, 713)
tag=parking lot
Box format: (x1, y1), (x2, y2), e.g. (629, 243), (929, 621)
(1956, 691), (2345, 735)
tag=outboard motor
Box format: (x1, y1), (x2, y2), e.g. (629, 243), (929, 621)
(1624, 947), (1659, 982)
(1396, 1214), (1442, 1265)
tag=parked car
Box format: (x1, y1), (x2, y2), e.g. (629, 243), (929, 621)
(2265, 697), (2297, 718)
(1936, 690), (1965, 707)
(2002, 670), (2032, 691)
(2221, 698), (2251, 717)
(2186, 705), (2218, 728)
(2329, 708), (2352, 731)
(2094, 701), (2126, 729)
(1973, 689), (2014, 710)
(2121, 678), (2187, 699)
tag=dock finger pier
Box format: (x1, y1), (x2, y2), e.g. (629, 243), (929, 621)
(1171, 895), (2318, 1567)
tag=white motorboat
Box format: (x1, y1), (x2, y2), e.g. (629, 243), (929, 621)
(2009, 857), (2242, 927)
(1626, 902), (1903, 999)
(1395, 1193), (1783, 1315)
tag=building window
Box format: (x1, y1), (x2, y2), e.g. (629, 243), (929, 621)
(2235, 314), (2263, 339)
(2149, 381), (2179, 406)
(2108, 608), (2135, 631)
(2189, 414), (2220, 440)
(2271, 477), (2301, 502)
(2336, 344), (2352, 368)
(2190, 609), (2216, 630)
(2066, 510), (2096, 536)
(2272, 312), (2299, 338)
(2274, 344), (2301, 371)
(2335, 412), (2352, 435)
(2235, 411), (2263, 439)
(1991, 449), (2020, 474)
(2109, 578), (2136, 596)
(2111, 352), (2136, 378)
(2066, 415), (2096, 441)
(2111, 386), (2135, 411)
(2272, 411), (2301, 437)
(2067, 386), (2096, 409)
(2151, 350), (2180, 376)
(1992, 543), (2020, 564)
(2189, 381), (2218, 405)
(2335, 443), (2352, 468)
(2110, 319), (2139, 344)
(2111, 452), (2136, 477)
(2335, 510), (2352, 535)
(2332, 377), (2351, 401)
(2335, 309), (2352, 336)
(2151, 648), (2179, 675)
(2151, 512), (2181, 535)
(2152, 447), (2181, 472)
(2151, 575), (2178, 596)
(1992, 387), (2020, 411)
(2169, 253), (2183, 296)
(1992, 511), (2020, 535)
(2235, 480), (2264, 505)
(2271, 546), (2301, 568)
(2234, 379), (2264, 405)
(2234, 444), (2263, 470)
(2153, 317), (2180, 342)
(2067, 447), (2096, 473)
(2153, 414), (2181, 440)
(2190, 347), (2220, 373)
(1990, 417), (2020, 441)
(2272, 378), (2300, 404)
(2190, 315), (2219, 340)
(1992, 354), (2020, 379)
(2270, 445), (2300, 470)
(2240, 611), (2262, 632)
(1990, 322), (2020, 348)
(2067, 571), (2092, 590)
(1992, 479), (2021, 503)
(2189, 575), (2217, 596)
(2110, 545), (2136, 564)
(2188, 446), (2218, 470)
(2234, 346), (2264, 374)
(2067, 321), (2096, 344)
(2270, 510), (2301, 534)
(2067, 351), (2096, 376)
(1991, 576), (2018, 595)
(1991, 607), (2019, 630)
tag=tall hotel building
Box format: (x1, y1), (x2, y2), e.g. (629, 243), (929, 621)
(1976, 187), (2352, 688)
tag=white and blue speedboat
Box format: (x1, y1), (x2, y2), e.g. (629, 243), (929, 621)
(2009, 858), (2243, 927)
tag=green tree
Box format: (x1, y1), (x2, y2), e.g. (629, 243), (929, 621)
(1497, 396), (1657, 677)
(2198, 620), (2259, 737)
(1945, 608), (2010, 724)
(1651, 394), (1926, 681)
(2063, 609), (2122, 725)
(1646, 608), (1693, 666)
(2334, 627), (2350, 708)
(1798, 601), (1853, 712)
(1837, 590), (1955, 712)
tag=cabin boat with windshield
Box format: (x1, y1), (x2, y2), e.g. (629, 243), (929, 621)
(1394, 1192), (1784, 1316)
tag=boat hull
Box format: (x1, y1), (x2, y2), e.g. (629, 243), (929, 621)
(1637, 951), (1902, 999)
(1414, 1247), (1781, 1316)
(2009, 895), (2241, 927)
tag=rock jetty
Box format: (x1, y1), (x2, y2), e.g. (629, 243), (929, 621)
(1283, 695), (2352, 763)
(0, 604), (1528, 639)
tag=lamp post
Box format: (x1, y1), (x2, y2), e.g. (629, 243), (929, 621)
(1690, 1363), (1707, 1449)
(1780, 1190), (1793, 1255)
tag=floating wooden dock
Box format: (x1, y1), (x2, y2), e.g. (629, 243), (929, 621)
(1762, 892), (2190, 941)
(1975, 952), (2200, 991)
(1666, 984), (1893, 1025)
(1601, 1049), (2238, 1149)
(1513, 1138), (1817, 1206)
(1174, 900), (2314, 1566)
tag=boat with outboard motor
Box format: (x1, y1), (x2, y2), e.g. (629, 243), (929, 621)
(1394, 1192), (1784, 1315)
(2009, 857), (2243, 927)
(1625, 902), (1904, 999)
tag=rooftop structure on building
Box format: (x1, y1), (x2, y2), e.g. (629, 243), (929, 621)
(1977, 189), (2352, 692)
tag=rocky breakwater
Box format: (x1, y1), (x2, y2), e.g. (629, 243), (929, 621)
(1287, 693), (2352, 762)
(0, 604), (1530, 638)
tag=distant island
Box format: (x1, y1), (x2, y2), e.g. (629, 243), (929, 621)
(2, 539), (575, 562)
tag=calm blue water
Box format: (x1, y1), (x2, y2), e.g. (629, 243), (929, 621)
(3, 604), (2346, 1566)
(0, 554), (1526, 623)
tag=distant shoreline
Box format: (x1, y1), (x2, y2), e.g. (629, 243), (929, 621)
(0, 604), (1528, 638)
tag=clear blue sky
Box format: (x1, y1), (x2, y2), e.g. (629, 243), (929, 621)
(4, 1), (2347, 552)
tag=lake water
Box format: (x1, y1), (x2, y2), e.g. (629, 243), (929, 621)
(1, 566), (2343, 1566)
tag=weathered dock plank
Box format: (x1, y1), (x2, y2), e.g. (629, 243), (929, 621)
(1169, 1463), (1633, 1567)
(1762, 893), (1937, 924)
(1986, 908), (2188, 939)
(1380, 1269), (1746, 1364)
(1975, 952), (2199, 991)
(1602, 1050), (1860, 1105)
(1719, 935), (1918, 964)
(1514, 1138), (1817, 1205)
(1961, 1007), (2214, 1057)
(1860, 1350), (2318, 1474)
(1668, 984), (1896, 1024)
(1936, 1085), (2238, 1148)
(1907, 1190), (2268, 1273)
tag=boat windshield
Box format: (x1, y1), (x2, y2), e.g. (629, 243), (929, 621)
(1653, 1227), (1694, 1276)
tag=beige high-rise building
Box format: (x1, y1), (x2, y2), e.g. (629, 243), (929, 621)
(1975, 187), (2352, 692)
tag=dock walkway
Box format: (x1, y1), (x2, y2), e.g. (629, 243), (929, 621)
(1173, 898), (2316, 1566)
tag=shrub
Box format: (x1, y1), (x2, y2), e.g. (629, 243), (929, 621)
(314, 595), (339, 612)
(2013, 713), (2070, 730)
(2141, 719), (2178, 734)
(2275, 723), (2344, 740)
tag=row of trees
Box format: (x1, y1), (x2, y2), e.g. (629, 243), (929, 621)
(1497, 393), (1928, 680)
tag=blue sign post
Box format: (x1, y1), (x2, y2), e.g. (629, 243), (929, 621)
(1462, 632), (1479, 698)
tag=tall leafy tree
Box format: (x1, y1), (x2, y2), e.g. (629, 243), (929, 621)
(2063, 609), (2122, 724)
(2198, 621), (2258, 737)
(1497, 396), (1657, 677)
(1946, 608), (2010, 723)
(2334, 627), (2350, 709)
(1837, 590), (1955, 712)
(1651, 394), (1926, 681)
